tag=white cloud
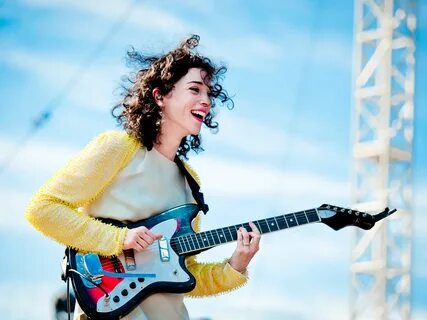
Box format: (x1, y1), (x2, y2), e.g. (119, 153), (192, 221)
(205, 34), (285, 70)
(0, 49), (121, 112)
(0, 187), (33, 230)
(187, 279), (349, 320)
(0, 135), (78, 178)
(191, 131), (350, 201)
(22, 0), (197, 35)
(203, 115), (340, 160)
(0, 283), (59, 319)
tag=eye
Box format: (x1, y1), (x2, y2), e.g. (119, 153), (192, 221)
(189, 87), (199, 93)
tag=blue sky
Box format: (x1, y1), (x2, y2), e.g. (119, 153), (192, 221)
(0, 0), (426, 319)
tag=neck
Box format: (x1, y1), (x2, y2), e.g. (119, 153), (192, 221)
(172, 208), (321, 255)
(154, 132), (182, 161)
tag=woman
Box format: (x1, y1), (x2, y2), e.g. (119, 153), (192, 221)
(25, 35), (261, 319)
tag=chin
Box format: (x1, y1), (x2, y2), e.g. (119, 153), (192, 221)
(189, 126), (202, 136)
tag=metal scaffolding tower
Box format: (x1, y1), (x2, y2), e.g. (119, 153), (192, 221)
(351, 0), (416, 319)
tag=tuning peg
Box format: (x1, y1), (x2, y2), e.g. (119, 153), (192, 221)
(355, 211), (360, 216)
(348, 209), (353, 214)
(340, 208), (345, 212)
(362, 213), (367, 217)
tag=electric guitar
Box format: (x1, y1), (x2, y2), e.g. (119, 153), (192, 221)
(67, 203), (396, 319)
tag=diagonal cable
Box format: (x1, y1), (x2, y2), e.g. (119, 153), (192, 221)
(0, 0), (136, 175)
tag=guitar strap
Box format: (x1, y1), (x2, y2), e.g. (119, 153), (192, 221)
(174, 155), (209, 214)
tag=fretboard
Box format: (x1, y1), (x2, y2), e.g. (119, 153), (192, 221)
(172, 208), (320, 254)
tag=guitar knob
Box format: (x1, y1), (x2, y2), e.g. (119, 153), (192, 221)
(129, 282), (136, 289)
(113, 296), (120, 303)
(121, 289), (128, 296)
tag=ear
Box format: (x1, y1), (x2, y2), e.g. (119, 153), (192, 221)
(152, 88), (163, 106)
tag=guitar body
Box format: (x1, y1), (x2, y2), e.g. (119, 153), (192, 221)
(68, 204), (200, 320)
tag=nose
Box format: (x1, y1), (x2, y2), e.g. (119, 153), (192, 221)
(200, 92), (211, 109)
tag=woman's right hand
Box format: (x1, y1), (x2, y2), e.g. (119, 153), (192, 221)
(123, 226), (162, 252)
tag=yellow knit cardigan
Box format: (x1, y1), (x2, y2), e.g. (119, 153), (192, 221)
(25, 131), (247, 297)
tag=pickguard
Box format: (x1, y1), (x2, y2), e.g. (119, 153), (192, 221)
(95, 218), (189, 312)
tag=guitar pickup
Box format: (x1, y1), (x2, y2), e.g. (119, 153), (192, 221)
(158, 237), (170, 262)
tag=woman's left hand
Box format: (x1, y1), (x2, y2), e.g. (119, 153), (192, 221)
(228, 221), (261, 273)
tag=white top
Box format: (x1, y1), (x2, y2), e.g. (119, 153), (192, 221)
(75, 147), (193, 320)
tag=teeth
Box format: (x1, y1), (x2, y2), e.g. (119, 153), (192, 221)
(191, 110), (206, 119)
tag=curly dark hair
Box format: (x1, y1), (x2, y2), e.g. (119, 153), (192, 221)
(112, 35), (234, 159)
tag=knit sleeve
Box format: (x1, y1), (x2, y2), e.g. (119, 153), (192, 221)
(184, 214), (248, 298)
(24, 131), (139, 257)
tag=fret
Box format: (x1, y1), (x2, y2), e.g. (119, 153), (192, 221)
(256, 219), (270, 234)
(210, 230), (220, 244)
(266, 217), (279, 231)
(293, 213), (299, 225)
(235, 223), (245, 232)
(183, 207), (321, 253)
(181, 236), (190, 252)
(177, 237), (185, 253)
(242, 222), (251, 231)
(253, 220), (263, 233)
(205, 231), (215, 246)
(264, 219), (272, 232)
(190, 233), (200, 250)
(285, 213), (298, 228)
(276, 216), (288, 229)
(185, 235), (194, 251)
(194, 233), (203, 248)
(231, 225), (239, 240)
(307, 209), (320, 222)
(186, 235), (196, 251)
(224, 226), (234, 241)
(200, 232), (212, 248)
(295, 211), (309, 225)
(267, 218), (279, 232)
(216, 229), (225, 244)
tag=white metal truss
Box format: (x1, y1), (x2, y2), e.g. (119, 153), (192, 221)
(351, 0), (416, 319)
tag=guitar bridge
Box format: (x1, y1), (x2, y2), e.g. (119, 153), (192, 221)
(76, 253), (102, 288)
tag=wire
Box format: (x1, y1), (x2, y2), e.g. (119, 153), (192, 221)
(0, 0), (137, 175)
(281, 0), (322, 161)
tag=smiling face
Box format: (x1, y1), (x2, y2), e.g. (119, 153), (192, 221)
(156, 68), (212, 140)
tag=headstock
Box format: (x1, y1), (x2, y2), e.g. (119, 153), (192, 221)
(317, 204), (396, 231)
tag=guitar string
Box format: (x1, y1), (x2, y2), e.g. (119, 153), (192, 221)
(167, 210), (319, 247)
(91, 211), (320, 261)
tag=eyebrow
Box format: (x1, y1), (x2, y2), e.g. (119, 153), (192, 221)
(187, 81), (204, 85)
(187, 80), (212, 93)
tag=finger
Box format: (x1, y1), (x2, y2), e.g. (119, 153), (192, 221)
(241, 227), (250, 246)
(237, 228), (243, 247)
(249, 221), (260, 234)
(139, 232), (155, 244)
(132, 240), (144, 252)
(249, 231), (261, 245)
(145, 229), (162, 240)
(136, 237), (150, 249)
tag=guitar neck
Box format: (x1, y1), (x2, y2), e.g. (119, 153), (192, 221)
(174, 208), (321, 255)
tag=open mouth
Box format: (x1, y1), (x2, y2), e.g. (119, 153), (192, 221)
(191, 110), (206, 122)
